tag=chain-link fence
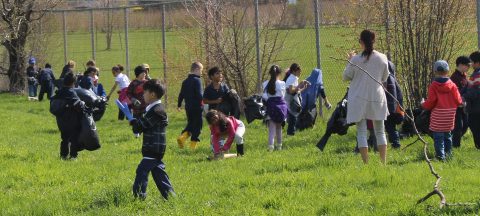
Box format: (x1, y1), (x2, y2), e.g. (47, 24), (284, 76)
(4, 0), (479, 114)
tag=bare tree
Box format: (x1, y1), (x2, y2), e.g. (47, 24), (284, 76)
(0, 0), (59, 93)
(185, 0), (289, 98)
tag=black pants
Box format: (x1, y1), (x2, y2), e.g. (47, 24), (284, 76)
(132, 159), (174, 200)
(287, 111), (297, 135)
(183, 108), (203, 142)
(385, 116), (401, 148)
(469, 113), (480, 149)
(57, 118), (80, 158)
(452, 108), (469, 147)
(38, 83), (53, 101)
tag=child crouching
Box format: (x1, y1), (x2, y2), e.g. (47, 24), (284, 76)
(129, 79), (175, 200)
(206, 110), (245, 159)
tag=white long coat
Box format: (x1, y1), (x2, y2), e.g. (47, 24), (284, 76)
(343, 50), (389, 124)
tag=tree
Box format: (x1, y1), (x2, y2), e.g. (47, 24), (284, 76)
(0, 0), (59, 93)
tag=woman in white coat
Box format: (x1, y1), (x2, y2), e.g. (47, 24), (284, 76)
(343, 30), (389, 164)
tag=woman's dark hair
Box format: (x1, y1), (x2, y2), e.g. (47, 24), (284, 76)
(45, 63), (52, 69)
(143, 79), (165, 99)
(112, 64), (124, 73)
(469, 51), (480, 64)
(205, 110), (228, 133)
(84, 66), (98, 76)
(284, 63), (300, 81)
(134, 65), (147, 77)
(360, 30), (375, 61)
(208, 67), (221, 78)
(63, 72), (76, 86)
(267, 65), (281, 95)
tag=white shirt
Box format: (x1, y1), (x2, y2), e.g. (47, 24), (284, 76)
(262, 80), (286, 100)
(115, 73), (131, 89)
(285, 74), (299, 90)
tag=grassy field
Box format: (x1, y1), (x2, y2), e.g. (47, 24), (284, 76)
(1, 27), (479, 215)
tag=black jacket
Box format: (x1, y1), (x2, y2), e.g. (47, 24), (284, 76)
(178, 74), (203, 110)
(131, 103), (168, 160)
(53, 87), (85, 133)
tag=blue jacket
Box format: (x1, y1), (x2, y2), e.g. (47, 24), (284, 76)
(385, 61), (403, 114)
(178, 74), (203, 110)
(301, 69), (321, 110)
(39, 68), (56, 85)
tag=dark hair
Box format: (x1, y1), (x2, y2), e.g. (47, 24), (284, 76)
(143, 79), (165, 99)
(284, 63), (300, 81)
(84, 66), (98, 76)
(45, 63), (51, 69)
(205, 110), (228, 133)
(191, 62), (202, 72)
(86, 60), (96, 67)
(112, 64), (124, 73)
(469, 52), (480, 64)
(63, 72), (76, 86)
(360, 30), (376, 61)
(267, 65), (281, 95)
(456, 56), (471, 67)
(134, 65), (147, 77)
(208, 67), (221, 78)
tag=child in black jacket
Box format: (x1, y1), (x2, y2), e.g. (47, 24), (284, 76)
(177, 62), (204, 150)
(130, 79), (175, 200)
(51, 72), (85, 160)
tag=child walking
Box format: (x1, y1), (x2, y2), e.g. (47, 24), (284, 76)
(465, 52), (480, 149)
(107, 65), (131, 120)
(129, 79), (175, 200)
(127, 65), (148, 119)
(284, 63), (309, 136)
(206, 110), (245, 159)
(38, 63), (56, 101)
(263, 65), (287, 151)
(422, 60), (462, 161)
(450, 56), (471, 148)
(177, 62), (204, 150)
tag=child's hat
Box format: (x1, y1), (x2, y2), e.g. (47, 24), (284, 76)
(28, 57), (36, 64)
(142, 63), (150, 70)
(434, 60), (449, 72)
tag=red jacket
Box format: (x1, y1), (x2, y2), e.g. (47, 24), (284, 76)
(210, 116), (240, 154)
(422, 78), (462, 132)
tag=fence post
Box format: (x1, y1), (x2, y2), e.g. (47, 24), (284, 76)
(162, 4), (168, 107)
(90, 9), (96, 61)
(313, 0), (323, 117)
(477, 0), (480, 50)
(254, 0), (262, 93)
(384, 0), (391, 60)
(62, 11), (67, 65)
(124, 7), (130, 77)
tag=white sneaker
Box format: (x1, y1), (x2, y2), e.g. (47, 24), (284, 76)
(268, 145), (274, 152)
(274, 145), (282, 151)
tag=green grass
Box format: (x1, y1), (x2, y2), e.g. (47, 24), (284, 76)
(1, 93), (479, 215)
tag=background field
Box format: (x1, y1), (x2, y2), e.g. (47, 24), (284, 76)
(1, 28), (479, 215)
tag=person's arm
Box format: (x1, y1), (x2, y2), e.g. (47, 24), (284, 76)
(203, 86), (222, 105)
(194, 78), (203, 106)
(211, 126), (222, 154)
(453, 86), (463, 107)
(422, 85), (437, 111)
(50, 71), (56, 81)
(223, 120), (236, 149)
(131, 105), (168, 134)
(177, 82), (185, 109)
(107, 82), (118, 100)
(343, 52), (356, 81)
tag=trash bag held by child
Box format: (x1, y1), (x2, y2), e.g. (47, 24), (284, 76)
(78, 112), (101, 151)
(244, 95), (266, 124)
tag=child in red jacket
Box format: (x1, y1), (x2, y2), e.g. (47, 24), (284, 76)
(422, 60), (463, 161)
(205, 110), (245, 159)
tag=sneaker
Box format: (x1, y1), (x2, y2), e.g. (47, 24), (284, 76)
(69, 156), (78, 161)
(268, 146), (274, 152)
(274, 145), (282, 151)
(325, 101), (332, 110)
(60, 156), (68, 160)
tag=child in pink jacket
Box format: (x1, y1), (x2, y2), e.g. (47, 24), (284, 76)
(205, 110), (245, 159)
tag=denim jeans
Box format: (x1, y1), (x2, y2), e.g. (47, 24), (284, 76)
(432, 132), (452, 160)
(287, 111), (297, 135)
(28, 84), (37, 97)
(385, 116), (400, 148)
(132, 158), (174, 200)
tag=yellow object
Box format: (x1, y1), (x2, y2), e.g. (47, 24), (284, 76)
(189, 141), (199, 150)
(177, 132), (190, 149)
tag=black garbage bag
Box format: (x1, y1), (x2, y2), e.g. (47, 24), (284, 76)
(217, 90), (241, 119)
(296, 107), (317, 131)
(74, 88), (100, 107)
(92, 97), (108, 121)
(78, 112), (101, 151)
(415, 110), (431, 135)
(400, 108), (427, 138)
(316, 90), (353, 151)
(244, 95), (266, 124)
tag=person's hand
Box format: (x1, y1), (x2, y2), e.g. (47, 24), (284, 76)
(177, 107), (182, 112)
(347, 51), (356, 61)
(216, 98), (223, 104)
(132, 98), (141, 107)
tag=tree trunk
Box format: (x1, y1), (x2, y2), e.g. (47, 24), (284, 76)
(6, 41), (27, 94)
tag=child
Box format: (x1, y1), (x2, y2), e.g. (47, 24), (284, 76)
(26, 57), (39, 99)
(127, 65), (148, 119)
(177, 62), (204, 149)
(284, 63), (309, 136)
(129, 79), (175, 200)
(422, 60), (462, 160)
(450, 56), (471, 148)
(263, 65), (287, 151)
(38, 63), (56, 101)
(78, 67), (97, 90)
(464, 52), (480, 149)
(51, 72), (85, 160)
(107, 65), (131, 120)
(206, 110), (245, 159)
(384, 61), (404, 149)
(203, 67), (229, 111)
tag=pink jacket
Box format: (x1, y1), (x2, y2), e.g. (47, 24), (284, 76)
(210, 116), (240, 153)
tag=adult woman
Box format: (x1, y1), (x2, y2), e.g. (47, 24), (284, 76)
(343, 30), (389, 164)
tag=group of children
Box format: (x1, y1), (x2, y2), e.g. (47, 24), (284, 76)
(26, 58), (56, 101)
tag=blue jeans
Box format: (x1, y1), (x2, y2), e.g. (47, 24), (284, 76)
(287, 111), (297, 135)
(132, 159), (174, 200)
(433, 132), (452, 160)
(28, 84), (37, 97)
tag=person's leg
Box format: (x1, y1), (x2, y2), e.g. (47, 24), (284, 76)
(385, 116), (401, 148)
(28, 84), (35, 97)
(151, 160), (175, 200)
(190, 109), (203, 142)
(234, 121), (246, 155)
(357, 119), (369, 164)
(286, 112), (296, 136)
(132, 159), (154, 199)
(118, 108), (125, 120)
(469, 113), (480, 149)
(452, 109), (463, 148)
(444, 132), (453, 159)
(275, 122), (283, 150)
(69, 131), (80, 159)
(268, 121), (276, 151)
(432, 132), (446, 160)
(46, 83), (54, 100)
(59, 130), (69, 159)
(38, 85), (45, 101)
(373, 120), (387, 165)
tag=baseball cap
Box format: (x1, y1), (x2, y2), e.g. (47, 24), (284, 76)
(434, 60), (449, 72)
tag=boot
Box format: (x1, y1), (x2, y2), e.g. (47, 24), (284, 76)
(236, 144), (244, 156)
(177, 132), (190, 149)
(189, 141), (199, 150)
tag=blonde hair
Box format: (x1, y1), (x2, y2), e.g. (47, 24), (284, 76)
(68, 60), (76, 68)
